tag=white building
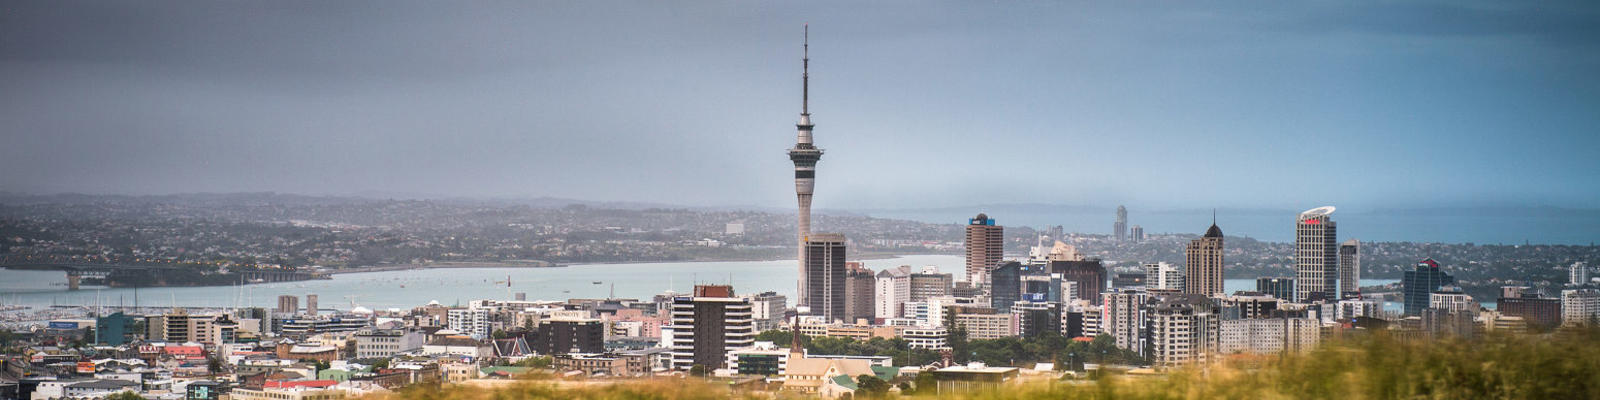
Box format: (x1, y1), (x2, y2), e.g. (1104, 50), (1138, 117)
(922, 296), (979, 328)
(1429, 291), (1475, 312)
(875, 266), (913, 320)
(446, 308), (492, 340)
(1146, 295), (1218, 368)
(901, 326), (949, 350)
(1143, 262), (1185, 292)
(422, 336), (493, 359)
(1561, 289), (1600, 326)
(724, 341), (791, 376)
(744, 291), (787, 331)
(1219, 317), (1320, 355)
(1573, 262), (1591, 286)
(354, 328), (426, 359)
(1333, 298), (1382, 321)
(952, 313), (1014, 340)
(1103, 290), (1148, 352)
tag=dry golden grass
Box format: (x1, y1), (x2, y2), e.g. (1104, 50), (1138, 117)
(363, 329), (1600, 399)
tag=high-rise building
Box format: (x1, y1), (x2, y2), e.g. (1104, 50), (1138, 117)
(990, 262), (1022, 312)
(1219, 317), (1320, 355)
(146, 310), (236, 345)
(1131, 225), (1144, 242)
(276, 295), (299, 314)
(1102, 290), (1147, 353)
(874, 266), (912, 320)
(745, 291), (788, 331)
(306, 294), (319, 316)
(529, 315), (605, 356)
(1113, 273), (1147, 289)
(1560, 289), (1600, 327)
(1256, 277), (1295, 301)
(447, 308), (493, 339)
(1054, 259), (1106, 305)
(1219, 293), (1279, 320)
(1428, 287), (1475, 312)
(802, 233), (847, 323)
(965, 213), (1004, 286)
(908, 266), (954, 302)
(1184, 220), (1224, 296)
(843, 262), (876, 324)
(1496, 295), (1561, 331)
(1114, 206), (1128, 242)
(1572, 262), (1591, 286)
(1294, 206), (1339, 302)
(788, 27), (825, 308)
(1147, 294), (1220, 368)
(1338, 239), (1361, 298)
(667, 285), (756, 371)
(1144, 262), (1185, 292)
(1403, 258), (1455, 316)
(1011, 301), (1060, 339)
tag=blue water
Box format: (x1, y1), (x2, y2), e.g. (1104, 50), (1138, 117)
(0, 255), (966, 310)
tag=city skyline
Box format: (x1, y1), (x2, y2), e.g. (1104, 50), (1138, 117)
(4, 2), (1599, 212)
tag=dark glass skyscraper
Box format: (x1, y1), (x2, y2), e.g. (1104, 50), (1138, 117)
(1256, 277), (1295, 301)
(990, 261), (1022, 312)
(1403, 258), (1455, 316)
(802, 233), (848, 322)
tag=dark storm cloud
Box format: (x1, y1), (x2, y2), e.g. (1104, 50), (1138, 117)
(2, 1), (1598, 210)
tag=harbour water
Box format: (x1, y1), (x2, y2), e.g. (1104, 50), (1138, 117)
(0, 255), (1405, 312)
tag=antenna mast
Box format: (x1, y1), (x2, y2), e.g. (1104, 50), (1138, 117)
(802, 24), (809, 116)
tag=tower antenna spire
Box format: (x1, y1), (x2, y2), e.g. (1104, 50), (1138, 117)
(1213, 208), (1217, 225)
(802, 24), (809, 116)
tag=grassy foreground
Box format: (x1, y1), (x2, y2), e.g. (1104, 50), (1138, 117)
(362, 329), (1600, 400)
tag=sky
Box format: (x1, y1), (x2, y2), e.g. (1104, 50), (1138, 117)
(3, 1), (1599, 212)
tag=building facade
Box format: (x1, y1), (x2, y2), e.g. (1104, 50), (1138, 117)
(1256, 277), (1295, 301)
(1294, 206), (1339, 302)
(1403, 259), (1455, 316)
(965, 213), (1004, 286)
(990, 262), (1022, 312)
(1146, 262), (1186, 293)
(802, 233), (848, 323)
(874, 266), (912, 320)
(843, 262), (877, 324)
(1184, 223), (1224, 296)
(1338, 239), (1361, 298)
(666, 285), (756, 371)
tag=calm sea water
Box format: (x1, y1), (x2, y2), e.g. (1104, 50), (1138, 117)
(0, 255), (960, 311)
(0, 256), (1415, 312)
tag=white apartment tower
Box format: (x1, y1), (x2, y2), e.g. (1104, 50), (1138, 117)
(1295, 206), (1339, 301)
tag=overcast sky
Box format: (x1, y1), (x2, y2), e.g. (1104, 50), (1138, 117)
(3, 1), (1598, 211)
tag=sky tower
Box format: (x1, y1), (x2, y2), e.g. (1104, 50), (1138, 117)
(789, 25), (824, 304)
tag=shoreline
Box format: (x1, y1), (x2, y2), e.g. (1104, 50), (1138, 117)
(325, 252), (943, 275)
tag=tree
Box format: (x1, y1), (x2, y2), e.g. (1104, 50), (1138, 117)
(370, 358), (390, 369)
(946, 326), (971, 363)
(855, 374), (890, 397)
(688, 364), (708, 377)
(104, 391), (145, 400)
(515, 356), (552, 369)
(492, 330), (509, 340)
(909, 372), (937, 395)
